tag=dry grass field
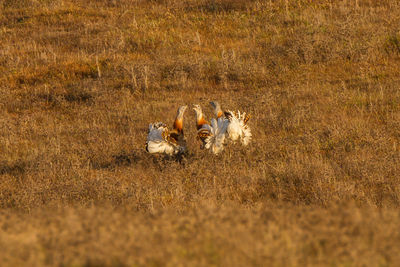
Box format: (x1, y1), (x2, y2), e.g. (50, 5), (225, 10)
(1, 0), (400, 265)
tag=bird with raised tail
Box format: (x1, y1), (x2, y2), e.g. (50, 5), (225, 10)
(193, 104), (229, 154)
(146, 105), (188, 156)
(210, 101), (252, 146)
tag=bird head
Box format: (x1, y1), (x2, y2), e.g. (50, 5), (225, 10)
(209, 101), (223, 118)
(192, 104), (203, 117)
(209, 101), (220, 110)
(176, 105), (188, 118)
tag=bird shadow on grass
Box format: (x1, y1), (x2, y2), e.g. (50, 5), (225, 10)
(89, 151), (141, 170)
(89, 149), (191, 171)
(0, 160), (33, 185)
(0, 160), (27, 176)
(144, 151), (193, 171)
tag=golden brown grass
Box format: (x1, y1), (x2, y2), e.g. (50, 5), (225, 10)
(1, 0), (400, 265)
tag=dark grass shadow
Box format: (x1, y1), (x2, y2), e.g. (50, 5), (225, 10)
(62, 90), (93, 104)
(0, 160), (28, 176)
(89, 148), (191, 171)
(184, 0), (253, 13)
(89, 145), (253, 172)
(33, 90), (93, 108)
(90, 150), (141, 170)
(143, 151), (192, 171)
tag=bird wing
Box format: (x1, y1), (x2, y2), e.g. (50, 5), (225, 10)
(225, 111), (241, 142)
(204, 118), (228, 154)
(147, 122), (182, 155)
(225, 110), (252, 145)
(147, 122), (167, 142)
(243, 113), (251, 124)
(166, 129), (187, 153)
(237, 111), (252, 146)
(240, 125), (252, 146)
(146, 140), (176, 155)
(224, 111), (233, 120)
(197, 124), (213, 139)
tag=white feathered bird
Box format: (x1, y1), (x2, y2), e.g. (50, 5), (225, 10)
(210, 101), (252, 146)
(193, 104), (228, 154)
(146, 105), (188, 155)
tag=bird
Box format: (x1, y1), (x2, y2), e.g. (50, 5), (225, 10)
(209, 101), (252, 146)
(146, 105), (188, 156)
(193, 104), (228, 154)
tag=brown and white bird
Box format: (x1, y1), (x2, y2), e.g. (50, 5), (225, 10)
(146, 105), (188, 156)
(193, 104), (228, 154)
(210, 101), (252, 146)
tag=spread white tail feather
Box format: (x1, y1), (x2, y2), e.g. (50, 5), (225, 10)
(146, 122), (180, 155)
(146, 105), (187, 156)
(146, 139), (177, 155)
(147, 122), (166, 142)
(204, 117), (229, 154)
(226, 110), (252, 146)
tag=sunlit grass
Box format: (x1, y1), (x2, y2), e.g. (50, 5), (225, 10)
(1, 0), (400, 265)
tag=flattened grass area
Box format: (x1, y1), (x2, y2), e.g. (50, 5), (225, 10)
(1, 0), (400, 265)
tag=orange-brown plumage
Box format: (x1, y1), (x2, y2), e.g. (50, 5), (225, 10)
(196, 117), (209, 130)
(243, 114), (251, 124)
(146, 105), (188, 156)
(173, 119), (183, 133)
(169, 105), (187, 147)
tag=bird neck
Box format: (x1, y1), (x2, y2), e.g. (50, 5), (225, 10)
(196, 115), (208, 130)
(212, 102), (223, 118)
(173, 118), (183, 133)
